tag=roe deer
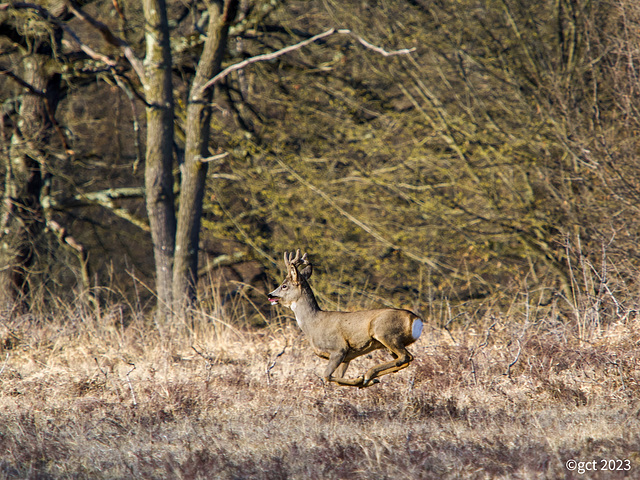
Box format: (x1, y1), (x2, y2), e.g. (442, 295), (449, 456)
(268, 249), (423, 387)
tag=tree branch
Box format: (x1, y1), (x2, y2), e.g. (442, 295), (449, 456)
(1, 2), (145, 84)
(197, 251), (248, 277)
(344, 29), (417, 57)
(65, 0), (146, 83)
(44, 218), (93, 296)
(200, 28), (416, 93)
(48, 187), (150, 232)
(0, 69), (45, 96)
(1, 2), (118, 68)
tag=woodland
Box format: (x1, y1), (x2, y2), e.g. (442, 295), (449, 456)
(1, 0), (639, 321)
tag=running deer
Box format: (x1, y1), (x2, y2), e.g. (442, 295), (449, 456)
(268, 249), (423, 387)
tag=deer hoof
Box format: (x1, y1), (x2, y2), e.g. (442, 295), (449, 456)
(360, 378), (380, 388)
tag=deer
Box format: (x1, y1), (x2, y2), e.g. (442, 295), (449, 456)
(267, 249), (423, 388)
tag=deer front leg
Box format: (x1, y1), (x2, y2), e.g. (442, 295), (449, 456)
(324, 353), (365, 387)
(334, 360), (350, 378)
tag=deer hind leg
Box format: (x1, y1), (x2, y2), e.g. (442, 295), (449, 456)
(324, 353), (365, 387)
(362, 344), (414, 387)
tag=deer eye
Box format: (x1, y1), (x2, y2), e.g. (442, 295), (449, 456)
(281, 284), (288, 289)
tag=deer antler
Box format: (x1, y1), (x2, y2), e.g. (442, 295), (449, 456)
(283, 249), (309, 270)
(284, 250), (299, 270)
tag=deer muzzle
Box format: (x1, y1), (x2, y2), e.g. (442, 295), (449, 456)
(267, 292), (280, 305)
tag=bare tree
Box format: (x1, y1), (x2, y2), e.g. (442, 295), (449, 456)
(172, 0), (239, 314)
(142, 0), (177, 318)
(0, 7), (64, 310)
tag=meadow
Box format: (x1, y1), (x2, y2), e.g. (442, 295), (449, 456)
(0, 291), (639, 480)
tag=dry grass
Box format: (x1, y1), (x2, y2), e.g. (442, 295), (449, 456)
(0, 296), (639, 479)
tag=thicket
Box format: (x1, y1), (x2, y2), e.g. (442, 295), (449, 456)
(1, 0), (639, 323)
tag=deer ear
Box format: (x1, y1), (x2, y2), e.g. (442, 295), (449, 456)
(300, 264), (313, 280)
(289, 264), (299, 284)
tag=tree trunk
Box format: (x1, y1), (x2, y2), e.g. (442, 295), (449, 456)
(172, 0), (238, 314)
(142, 0), (176, 319)
(0, 41), (61, 311)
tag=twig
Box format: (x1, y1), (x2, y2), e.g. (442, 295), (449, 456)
(468, 320), (497, 385)
(201, 28), (338, 92)
(266, 344), (287, 384)
(192, 345), (218, 383)
(199, 152), (230, 164)
(443, 311), (466, 344)
(618, 362), (626, 392)
(125, 362), (137, 407)
(192, 345), (216, 366)
(0, 69), (45, 96)
(111, 75), (145, 173)
(609, 357), (626, 392)
(94, 357), (108, 379)
(0, 2), (116, 66)
(1, 1), (146, 85)
(94, 357), (110, 390)
(200, 28), (415, 93)
(0, 353), (9, 378)
(343, 30), (416, 56)
(476, 321), (497, 352)
(197, 311), (246, 341)
(506, 338), (521, 378)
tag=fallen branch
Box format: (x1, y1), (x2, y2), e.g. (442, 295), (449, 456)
(198, 152), (230, 164)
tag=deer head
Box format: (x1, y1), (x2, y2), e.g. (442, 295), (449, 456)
(267, 249), (313, 307)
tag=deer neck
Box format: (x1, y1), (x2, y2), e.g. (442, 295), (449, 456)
(290, 281), (321, 331)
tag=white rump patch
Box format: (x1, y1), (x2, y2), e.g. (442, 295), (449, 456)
(412, 318), (423, 340)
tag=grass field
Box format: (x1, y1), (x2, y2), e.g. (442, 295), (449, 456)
(0, 295), (639, 479)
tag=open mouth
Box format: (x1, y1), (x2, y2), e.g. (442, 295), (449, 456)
(268, 295), (280, 305)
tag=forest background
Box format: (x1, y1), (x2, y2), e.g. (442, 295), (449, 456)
(1, 0), (639, 323)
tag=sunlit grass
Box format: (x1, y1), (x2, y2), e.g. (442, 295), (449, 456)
(0, 287), (639, 479)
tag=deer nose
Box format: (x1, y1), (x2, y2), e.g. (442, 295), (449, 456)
(267, 292), (280, 305)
